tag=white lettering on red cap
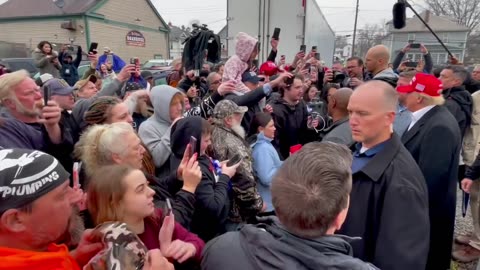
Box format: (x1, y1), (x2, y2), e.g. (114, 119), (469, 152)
(415, 83), (426, 92)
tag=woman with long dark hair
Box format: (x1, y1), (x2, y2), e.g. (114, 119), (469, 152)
(249, 112), (283, 213)
(33, 41), (61, 78)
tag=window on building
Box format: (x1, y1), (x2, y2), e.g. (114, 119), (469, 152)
(431, 53), (439, 64)
(442, 33), (449, 42)
(408, 33), (416, 42)
(439, 53), (447, 64)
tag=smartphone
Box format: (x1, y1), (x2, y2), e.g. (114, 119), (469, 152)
(73, 162), (81, 188)
(410, 43), (421, 49)
(406, 61), (418, 67)
(88, 42), (98, 54)
(193, 69), (200, 77)
(165, 198), (172, 216)
(227, 153), (242, 167)
(189, 136), (197, 158)
(43, 85), (50, 106)
(272, 27), (281, 40)
(315, 52), (320, 60)
(300, 45), (306, 53)
(130, 57), (139, 74)
(106, 54), (113, 64)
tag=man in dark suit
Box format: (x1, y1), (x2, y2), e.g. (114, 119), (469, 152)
(338, 80), (429, 270)
(398, 73), (462, 270)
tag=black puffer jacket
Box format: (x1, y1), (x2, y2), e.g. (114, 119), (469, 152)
(443, 85), (473, 137)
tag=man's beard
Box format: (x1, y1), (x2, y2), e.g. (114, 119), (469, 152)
(231, 123), (246, 139)
(56, 206), (85, 248)
(15, 99), (42, 118)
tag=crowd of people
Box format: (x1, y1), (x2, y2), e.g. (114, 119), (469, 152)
(1, 30), (480, 270)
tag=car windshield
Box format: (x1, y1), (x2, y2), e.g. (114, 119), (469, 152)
(143, 61), (168, 68)
(5, 60), (37, 74)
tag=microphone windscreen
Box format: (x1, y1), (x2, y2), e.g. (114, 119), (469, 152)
(393, 1), (406, 29)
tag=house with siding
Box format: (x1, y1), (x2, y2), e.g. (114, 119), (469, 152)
(382, 11), (470, 65)
(168, 23), (190, 60)
(0, 0), (170, 62)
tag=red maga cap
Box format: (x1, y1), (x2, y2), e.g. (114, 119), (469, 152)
(396, 73), (443, 97)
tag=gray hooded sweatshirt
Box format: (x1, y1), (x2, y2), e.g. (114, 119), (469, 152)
(138, 85), (183, 170)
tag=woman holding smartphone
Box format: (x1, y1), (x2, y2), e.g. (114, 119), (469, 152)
(33, 40), (61, 78)
(87, 164), (204, 266)
(170, 116), (240, 241)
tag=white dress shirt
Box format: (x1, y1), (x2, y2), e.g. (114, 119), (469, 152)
(407, 105), (435, 131)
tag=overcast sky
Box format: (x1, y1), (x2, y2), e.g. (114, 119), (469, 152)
(0, 0), (428, 34)
(152, 0), (428, 33)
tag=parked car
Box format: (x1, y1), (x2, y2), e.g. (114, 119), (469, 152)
(0, 58), (37, 77)
(33, 64), (90, 81)
(152, 70), (173, 86)
(142, 59), (172, 72)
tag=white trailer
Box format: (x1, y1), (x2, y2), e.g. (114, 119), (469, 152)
(226, 0), (335, 66)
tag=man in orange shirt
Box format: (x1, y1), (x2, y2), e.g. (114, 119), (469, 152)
(0, 148), (102, 269)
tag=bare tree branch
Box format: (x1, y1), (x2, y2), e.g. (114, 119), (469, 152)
(425, 0), (480, 31)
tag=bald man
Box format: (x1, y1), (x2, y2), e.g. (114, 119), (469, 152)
(322, 87), (354, 147)
(338, 80), (429, 270)
(365, 45), (399, 87)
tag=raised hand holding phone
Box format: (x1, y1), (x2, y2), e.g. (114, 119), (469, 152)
(221, 154), (242, 178)
(158, 208), (175, 256)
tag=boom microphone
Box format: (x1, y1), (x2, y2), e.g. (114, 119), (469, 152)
(393, 0), (407, 29)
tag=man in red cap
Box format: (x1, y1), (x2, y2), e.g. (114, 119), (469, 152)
(398, 73), (462, 270)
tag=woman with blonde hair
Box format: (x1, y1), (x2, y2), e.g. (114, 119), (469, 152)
(87, 164), (204, 266)
(76, 122), (201, 228)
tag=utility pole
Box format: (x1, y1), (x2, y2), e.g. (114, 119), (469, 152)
(351, 0), (360, 56)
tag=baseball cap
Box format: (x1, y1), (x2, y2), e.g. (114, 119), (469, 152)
(242, 71), (264, 84)
(397, 73), (443, 97)
(74, 74), (98, 90)
(141, 70), (153, 80)
(0, 149), (70, 213)
(43, 78), (74, 96)
(213, 100), (248, 119)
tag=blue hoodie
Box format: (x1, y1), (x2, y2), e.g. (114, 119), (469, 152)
(251, 132), (283, 212)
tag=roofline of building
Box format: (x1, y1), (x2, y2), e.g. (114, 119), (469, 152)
(0, 14), (84, 22)
(0, 0), (170, 32)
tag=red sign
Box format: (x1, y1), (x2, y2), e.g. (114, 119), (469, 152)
(126, 30), (146, 47)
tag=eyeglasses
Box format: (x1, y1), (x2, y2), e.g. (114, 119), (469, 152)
(211, 80), (221, 85)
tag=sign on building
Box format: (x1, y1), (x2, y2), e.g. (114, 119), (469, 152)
(126, 30), (146, 47)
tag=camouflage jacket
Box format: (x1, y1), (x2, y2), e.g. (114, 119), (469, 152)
(211, 124), (263, 223)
